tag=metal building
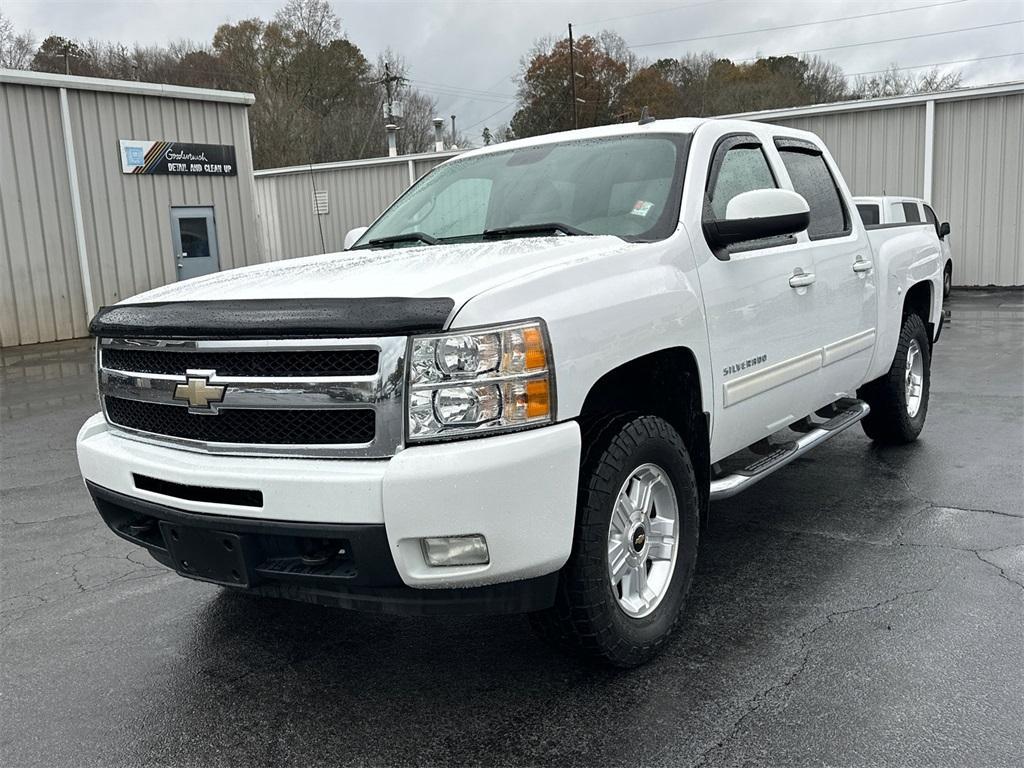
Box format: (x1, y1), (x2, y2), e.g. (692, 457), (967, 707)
(0, 70), (260, 347)
(729, 81), (1024, 287)
(253, 151), (457, 259)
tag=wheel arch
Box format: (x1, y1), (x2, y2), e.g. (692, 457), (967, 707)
(576, 347), (710, 519)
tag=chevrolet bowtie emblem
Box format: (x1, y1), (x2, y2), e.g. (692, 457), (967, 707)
(173, 373), (226, 411)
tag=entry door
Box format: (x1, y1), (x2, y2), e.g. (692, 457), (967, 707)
(171, 207), (220, 281)
(695, 133), (825, 461)
(772, 138), (877, 397)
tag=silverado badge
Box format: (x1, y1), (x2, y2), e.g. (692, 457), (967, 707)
(173, 372), (226, 412)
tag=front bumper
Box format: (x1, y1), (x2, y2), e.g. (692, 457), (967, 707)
(77, 414), (581, 610)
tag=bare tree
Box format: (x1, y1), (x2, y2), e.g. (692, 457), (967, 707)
(0, 11), (35, 70)
(275, 0), (341, 47)
(853, 64), (962, 99)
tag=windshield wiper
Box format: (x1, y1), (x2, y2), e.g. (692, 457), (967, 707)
(355, 232), (439, 249)
(482, 222), (590, 239)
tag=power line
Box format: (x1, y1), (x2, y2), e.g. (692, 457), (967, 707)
(408, 78), (513, 99)
(730, 19), (1024, 64)
(463, 101), (519, 134)
(844, 50), (1024, 79)
(577, 0), (724, 28)
(412, 84), (515, 105)
(628, 0), (969, 50)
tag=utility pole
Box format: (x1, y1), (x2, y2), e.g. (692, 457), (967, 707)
(450, 114), (456, 147)
(63, 41), (72, 75)
(568, 23), (578, 129)
(381, 62), (405, 122)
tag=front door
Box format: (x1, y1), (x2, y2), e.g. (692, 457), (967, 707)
(171, 207), (219, 281)
(693, 131), (825, 461)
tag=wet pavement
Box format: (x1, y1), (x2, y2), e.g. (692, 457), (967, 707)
(2, 290), (1022, 767)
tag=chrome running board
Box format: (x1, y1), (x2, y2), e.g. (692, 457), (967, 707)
(709, 398), (870, 501)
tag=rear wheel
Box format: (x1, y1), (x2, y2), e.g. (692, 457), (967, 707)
(530, 415), (700, 667)
(943, 263), (952, 300)
(858, 312), (931, 444)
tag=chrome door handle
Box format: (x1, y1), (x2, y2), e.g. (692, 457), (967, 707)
(853, 258), (873, 273)
(176, 263), (184, 269)
(789, 270), (816, 288)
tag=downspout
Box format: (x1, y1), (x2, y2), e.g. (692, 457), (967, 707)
(59, 87), (95, 320)
(922, 99), (935, 204)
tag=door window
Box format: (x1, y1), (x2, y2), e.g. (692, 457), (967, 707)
(708, 145), (776, 219)
(901, 201), (922, 223)
(177, 217), (212, 258)
(776, 145), (849, 239)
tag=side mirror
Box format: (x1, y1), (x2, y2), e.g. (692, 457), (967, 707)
(939, 222), (950, 239)
(344, 226), (369, 250)
(705, 189), (810, 250)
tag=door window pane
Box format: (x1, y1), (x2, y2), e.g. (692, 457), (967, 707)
(709, 147), (776, 219)
(856, 203), (880, 226)
(901, 202), (922, 223)
(778, 149), (848, 239)
(178, 217), (211, 258)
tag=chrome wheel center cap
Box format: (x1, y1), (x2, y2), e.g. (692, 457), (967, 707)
(630, 524), (647, 553)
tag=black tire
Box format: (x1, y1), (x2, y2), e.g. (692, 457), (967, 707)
(943, 263), (952, 300)
(858, 312), (931, 444)
(529, 415), (700, 667)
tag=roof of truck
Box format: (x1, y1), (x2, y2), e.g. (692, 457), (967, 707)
(456, 116), (821, 161)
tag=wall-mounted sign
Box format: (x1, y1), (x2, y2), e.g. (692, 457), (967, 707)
(119, 140), (237, 176)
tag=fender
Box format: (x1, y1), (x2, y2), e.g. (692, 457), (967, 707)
(863, 225), (943, 383)
(448, 232), (714, 429)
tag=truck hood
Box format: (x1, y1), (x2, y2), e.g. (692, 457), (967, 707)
(127, 236), (634, 309)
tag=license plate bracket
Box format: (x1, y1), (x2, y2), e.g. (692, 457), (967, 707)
(159, 522), (251, 587)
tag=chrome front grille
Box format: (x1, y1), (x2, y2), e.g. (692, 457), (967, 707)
(97, 337), (407, 458)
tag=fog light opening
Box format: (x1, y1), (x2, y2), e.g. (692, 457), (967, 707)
(421, 535), (490, 567)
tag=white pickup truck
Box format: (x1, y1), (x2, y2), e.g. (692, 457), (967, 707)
(78, 118), (944, 666)
(854, 195), (954, 298)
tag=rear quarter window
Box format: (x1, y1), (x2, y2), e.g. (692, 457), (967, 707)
(856, 203), (880, 226)
(902, 201), (922, 223)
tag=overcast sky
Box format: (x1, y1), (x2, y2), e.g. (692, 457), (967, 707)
(5, 0), (1023, 136)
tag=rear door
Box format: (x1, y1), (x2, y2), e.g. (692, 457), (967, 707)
(692, 130), (825, 460)
(773, 137), (878, 396)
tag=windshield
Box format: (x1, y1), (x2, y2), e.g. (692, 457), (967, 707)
(353, 133), (690, 248)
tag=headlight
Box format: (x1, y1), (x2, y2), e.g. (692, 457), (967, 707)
(407, 320), (554, 441)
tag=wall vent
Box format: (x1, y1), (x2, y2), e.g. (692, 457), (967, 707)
(312, 189), (328, 215)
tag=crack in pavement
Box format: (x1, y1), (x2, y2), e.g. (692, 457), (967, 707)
(688, 580), (946, 768)
(974, 550), (1024, 591)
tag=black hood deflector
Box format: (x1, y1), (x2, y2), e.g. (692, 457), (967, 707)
(89, 298), (455, 339)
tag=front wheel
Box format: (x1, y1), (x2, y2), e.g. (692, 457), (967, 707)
(858, 312), (931, 444)
(530, 415), (700, 667)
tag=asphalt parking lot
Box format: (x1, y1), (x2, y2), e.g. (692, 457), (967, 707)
(1, 289), (1021, 768)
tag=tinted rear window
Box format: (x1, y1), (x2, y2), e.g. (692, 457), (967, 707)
(902, 202), (922, 223)
(777, 149), (849, 239)
(857, 203), (880, 226)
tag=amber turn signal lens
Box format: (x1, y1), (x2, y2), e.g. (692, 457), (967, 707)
(525, 379), (550, 418)
(523, 327), (547, 371)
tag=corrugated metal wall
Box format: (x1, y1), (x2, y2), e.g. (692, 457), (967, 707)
(0, 77), (260, 347)
(932, 93), (1023, 287)
(1, 83), (88, 345)
(66, 89), (261, 306)
(254, 153), (456, 259)
(768, 105), (926, 198)
(757, 94), (1023, 286)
